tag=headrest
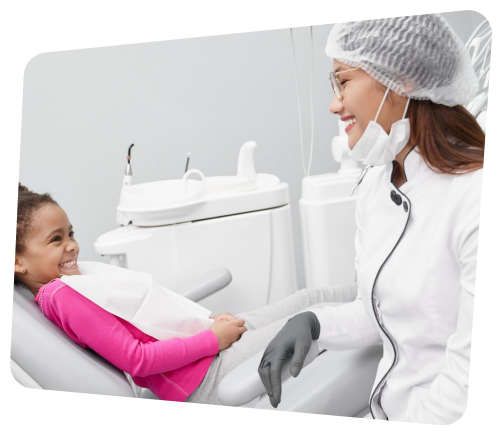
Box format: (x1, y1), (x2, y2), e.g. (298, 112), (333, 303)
(11, 284), (135, 397)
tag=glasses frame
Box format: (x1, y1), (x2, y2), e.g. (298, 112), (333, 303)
(329, 67), (360, 100)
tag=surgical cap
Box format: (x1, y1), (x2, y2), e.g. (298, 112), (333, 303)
(325, 14), (479, 106)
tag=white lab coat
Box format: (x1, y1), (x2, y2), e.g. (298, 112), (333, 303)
(308, 147), (482, 424)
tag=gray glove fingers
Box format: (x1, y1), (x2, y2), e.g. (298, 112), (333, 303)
(269, 360), (284, 408)
(290, 341), (311, 378)
(258, 359), (274, 399)
(258, 355), (285, 408)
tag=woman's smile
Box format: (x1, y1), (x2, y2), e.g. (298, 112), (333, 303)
(329, 59), (411, 149)
(341, 115), (357, 133)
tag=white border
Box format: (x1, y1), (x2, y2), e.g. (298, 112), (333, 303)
(2, 1), (501, 434)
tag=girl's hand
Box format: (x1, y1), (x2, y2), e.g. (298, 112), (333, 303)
(212, 312), (237, 321)
(209, 318), (247, 351)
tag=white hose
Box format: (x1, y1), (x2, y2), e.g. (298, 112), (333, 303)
(307, 26), (314, 177)
(290, 27), (315, 177)
(290, 28), (307, 176)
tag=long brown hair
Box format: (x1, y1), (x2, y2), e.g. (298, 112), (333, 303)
(407, 99), (485, 174)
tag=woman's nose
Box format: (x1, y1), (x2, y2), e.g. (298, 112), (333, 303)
(329, 94), (344, 114)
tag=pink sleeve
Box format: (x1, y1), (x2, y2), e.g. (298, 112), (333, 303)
(50, 286), (219, 377)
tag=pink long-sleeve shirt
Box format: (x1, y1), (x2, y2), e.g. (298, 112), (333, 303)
(35, 278), (219, 401)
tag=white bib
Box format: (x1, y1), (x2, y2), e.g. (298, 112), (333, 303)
(60, 261), (214, 341)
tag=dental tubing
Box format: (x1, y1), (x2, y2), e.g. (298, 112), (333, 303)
(290, 27), (315, 177)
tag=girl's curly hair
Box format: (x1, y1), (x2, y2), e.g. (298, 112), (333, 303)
(15, 183), (59, 285)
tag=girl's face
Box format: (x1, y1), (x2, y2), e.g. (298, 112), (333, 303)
(15, 204), (81, 295)
(329, 59), (409, 149)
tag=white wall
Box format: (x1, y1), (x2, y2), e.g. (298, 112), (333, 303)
(19, 10), (487, 288)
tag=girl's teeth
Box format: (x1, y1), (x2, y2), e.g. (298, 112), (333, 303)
(60, 260), (76, 267)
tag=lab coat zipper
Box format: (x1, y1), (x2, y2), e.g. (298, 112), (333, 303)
(369, 163), (412, 420)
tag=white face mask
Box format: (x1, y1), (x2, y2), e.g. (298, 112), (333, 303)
(348, 87), (411, 166)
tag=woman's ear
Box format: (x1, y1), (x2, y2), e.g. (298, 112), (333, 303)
(396, 75), (416, 95)
(403, 84), (415, 94)
(402, 78), (416, 95)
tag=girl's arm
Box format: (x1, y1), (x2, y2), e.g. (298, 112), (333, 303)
(49, 286), (219, 377)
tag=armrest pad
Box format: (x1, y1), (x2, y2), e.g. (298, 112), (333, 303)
(254, 344), (383, 415)
(217, 340), (319, 406)
(175, 267), (232, 302)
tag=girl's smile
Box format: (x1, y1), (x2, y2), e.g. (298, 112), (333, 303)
(59, 258), (79, 270)
(15, 203), (81, 296)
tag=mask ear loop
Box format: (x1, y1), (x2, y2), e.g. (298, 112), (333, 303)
(402, 97), (411, 119)
(374, 86), (391, 124)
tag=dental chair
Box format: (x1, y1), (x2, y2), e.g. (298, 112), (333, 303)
(11, 268), (382, 417)
(10, 267), (232, 397)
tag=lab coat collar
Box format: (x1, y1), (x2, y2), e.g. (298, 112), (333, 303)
(385, 146), (429, 187)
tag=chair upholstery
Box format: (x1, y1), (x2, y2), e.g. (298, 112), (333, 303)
(11, 283), (135, 397)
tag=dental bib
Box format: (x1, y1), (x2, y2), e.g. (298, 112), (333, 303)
(349, 87), (411, 167)
(60, 261), (214, 341)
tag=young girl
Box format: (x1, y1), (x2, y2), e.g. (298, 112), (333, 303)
(14, 183), (357, 405)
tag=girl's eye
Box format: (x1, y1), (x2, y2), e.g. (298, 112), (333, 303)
(51, 236), (61, 242)
(70, 231), (75, 238)
(340, 80), (348, 86)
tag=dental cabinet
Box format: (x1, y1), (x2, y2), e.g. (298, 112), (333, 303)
(95, 141), (298, 315)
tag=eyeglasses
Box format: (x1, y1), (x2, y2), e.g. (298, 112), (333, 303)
(329, 67), (360, 100)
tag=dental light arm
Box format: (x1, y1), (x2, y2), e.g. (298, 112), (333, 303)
(464, 19), (491, 120)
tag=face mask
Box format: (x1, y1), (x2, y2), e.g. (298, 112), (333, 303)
(348, 87), (411, 166)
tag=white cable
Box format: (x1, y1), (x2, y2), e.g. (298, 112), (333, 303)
(290, 28), (307, 176)
(307, 26), (315, 177)
(375, 87), (391, 123)
(402, 97), (411, 119)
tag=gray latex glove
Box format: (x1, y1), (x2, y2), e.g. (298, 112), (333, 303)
(258, 311), (320, 408)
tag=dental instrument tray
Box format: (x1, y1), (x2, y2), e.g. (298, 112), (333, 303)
(116, 141), (289, 226)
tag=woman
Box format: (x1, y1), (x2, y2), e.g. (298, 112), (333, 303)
(259, 14), (485, 424)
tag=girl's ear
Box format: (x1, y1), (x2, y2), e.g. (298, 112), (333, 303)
(14, 258), (25, 274)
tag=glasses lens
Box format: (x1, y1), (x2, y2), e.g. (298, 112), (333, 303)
(329, 72), (342, 99)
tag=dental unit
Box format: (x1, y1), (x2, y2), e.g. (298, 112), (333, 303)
(98, 140), (296, 316)
(124, 143), (134, 187)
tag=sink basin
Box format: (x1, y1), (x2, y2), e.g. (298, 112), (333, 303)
(120, 179), (205, 207)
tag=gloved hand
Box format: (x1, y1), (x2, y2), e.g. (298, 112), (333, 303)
(258, 311), (320, 408)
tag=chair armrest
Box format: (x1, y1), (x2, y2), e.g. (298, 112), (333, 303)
(174, 267), (232, 302)
(218, 342), (383, 416)
(217, 340), (319, 406)
(254, 344), (383, 415)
